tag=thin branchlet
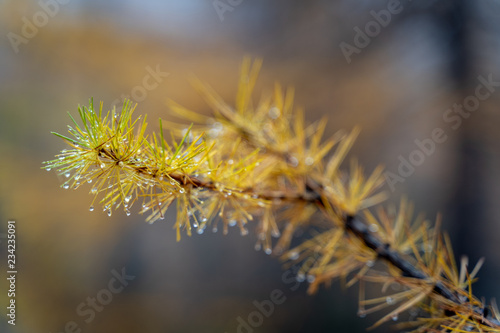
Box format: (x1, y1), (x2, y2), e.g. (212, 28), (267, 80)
(43, 59), (500, 332)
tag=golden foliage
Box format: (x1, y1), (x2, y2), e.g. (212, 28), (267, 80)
(44, 59), (500, 332)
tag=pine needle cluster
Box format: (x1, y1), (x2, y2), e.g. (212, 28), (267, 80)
(43, 58), (500, 332)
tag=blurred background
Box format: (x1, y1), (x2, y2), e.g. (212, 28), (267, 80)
(1, 1), (500, 332)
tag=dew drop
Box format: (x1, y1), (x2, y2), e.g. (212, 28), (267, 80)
(91, 187), (98, 194)
(228, 220), (237, 227)
(89, 206), (94, 212)
(357, 310), (367, 318)
(201, 217), (208, 222)
(107, 209), (112, 217)
(369, 224), (379, 233)
(264, 248), (272, 255)
(307, 275), (316, 283)
(386, 297), (395, 305)
(228, 159), (234, 165)
(240, 228), (249, 236)
(254, 243), (261, 251)
(46, 167), (52, 171)
(100, 163), (105, 169)
(65, 172), (71, 178)
(63, 184), (70, 189)
(289, 156), (299, 167)
(87, 178), (93, 183)
(305, 157), (314, 166)
(118, 161), (124, 167)
(271, 230), (280, 238)
(124, 195), (132, 203)
(391, 282), (401, 291)
(213, 122), (223, 131)
(197, 228), (204, 235)
(126, 209), (131, 216)
(268, 107), (281, 119)
(288, 251), (299, 260)
(179, 188), (185, 194)
(296, 273), (305, 282)
(392, 315), (398, 321)
(212, 227), (218, 233)
(366, 260), (375, 267)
